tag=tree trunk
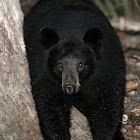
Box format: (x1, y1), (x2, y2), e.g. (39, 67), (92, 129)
(0, 0), (43, 139)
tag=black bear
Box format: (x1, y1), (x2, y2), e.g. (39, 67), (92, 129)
(24, 0), (125, 140)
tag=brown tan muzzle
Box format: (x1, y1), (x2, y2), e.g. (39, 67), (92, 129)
(62, 67), (80, 95)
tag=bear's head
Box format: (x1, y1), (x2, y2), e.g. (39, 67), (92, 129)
(40, 28), (103, 95)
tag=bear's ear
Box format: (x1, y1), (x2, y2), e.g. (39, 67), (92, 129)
(40, 28), (59, 49)
(83, 27), (103, 48)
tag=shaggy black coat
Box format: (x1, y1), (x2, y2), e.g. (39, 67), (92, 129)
(24, 0), (125, 139)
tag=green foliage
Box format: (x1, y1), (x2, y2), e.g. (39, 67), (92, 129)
(114, 0), (125, 9)
(98, 5), (113, 18)
(94, 0), (125, 18)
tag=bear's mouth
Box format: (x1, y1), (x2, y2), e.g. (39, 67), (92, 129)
(62, 82), (81, 95)
(64, 84), (75, 95)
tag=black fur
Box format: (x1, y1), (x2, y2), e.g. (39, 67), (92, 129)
(24, 0), (125, 139)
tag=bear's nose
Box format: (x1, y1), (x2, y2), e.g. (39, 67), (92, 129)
(65, 85), (75, 95)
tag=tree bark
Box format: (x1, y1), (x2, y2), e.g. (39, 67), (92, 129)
(0, 0), (43, 139)
(20, 0), (39, 15)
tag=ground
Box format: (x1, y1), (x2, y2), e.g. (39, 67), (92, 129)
(120, 33), (140, 140)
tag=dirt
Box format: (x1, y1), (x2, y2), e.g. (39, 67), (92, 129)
(121, 33), (140, 140)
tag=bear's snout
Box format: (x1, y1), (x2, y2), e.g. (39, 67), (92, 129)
(64, 84), (75, 95)
(62, 67), (80, 95)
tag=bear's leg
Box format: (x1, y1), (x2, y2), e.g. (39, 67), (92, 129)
(85, 100), (125, 140)
(34, 94), (71, 140)
(91, 130), (125, 140)
(74, 89), (125, 140)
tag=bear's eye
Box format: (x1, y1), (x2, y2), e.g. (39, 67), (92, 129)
(78, 62), (84, 67)
(79, 62), (83, 67)
(77, 62), (84, 72)
(58, 63), (62, 67)
(57, 62), (63, 71)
